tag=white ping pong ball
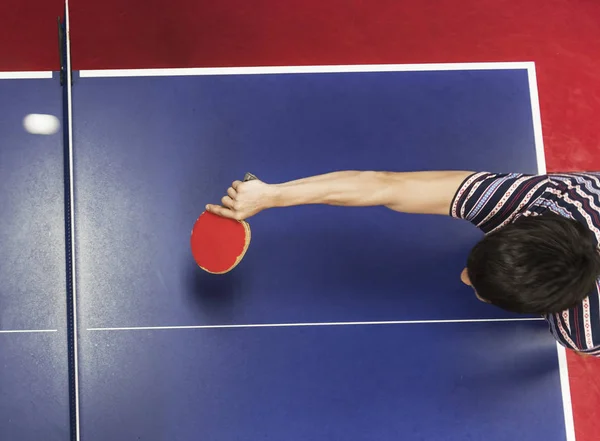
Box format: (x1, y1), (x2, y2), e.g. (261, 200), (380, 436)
(23, 114), (60, 135)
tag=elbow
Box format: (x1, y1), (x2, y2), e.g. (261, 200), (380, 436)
(365, 171), (405, 208)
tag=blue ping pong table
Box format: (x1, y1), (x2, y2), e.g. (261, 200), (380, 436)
(1, 64), (572, 441)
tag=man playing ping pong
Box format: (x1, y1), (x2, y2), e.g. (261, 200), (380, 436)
(206, 170), (600, 357)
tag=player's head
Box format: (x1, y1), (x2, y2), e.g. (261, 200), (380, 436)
(461, 213), (600, 314)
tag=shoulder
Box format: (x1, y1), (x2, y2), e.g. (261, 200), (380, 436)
(538, 173), (600, 248)
(452, 171), (600, 234)
(545, 286), (600, 357)
(451, 172), (551, 232)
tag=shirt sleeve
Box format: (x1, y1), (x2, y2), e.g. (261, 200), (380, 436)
(450, 171), (552, 233)
(546, 298), (600, 357)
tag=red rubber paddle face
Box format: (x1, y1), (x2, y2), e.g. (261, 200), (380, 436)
(190, 211), (251, 274)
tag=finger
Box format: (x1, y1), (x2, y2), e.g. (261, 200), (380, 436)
(205, 204), (236, 219)
(227, 187), (237, 198)
(231, 180), (243, 190)
(221, 195), (235, 208)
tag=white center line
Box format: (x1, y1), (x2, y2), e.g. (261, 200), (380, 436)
(0, 329), (58, 334)
(87, 317), (544, 332)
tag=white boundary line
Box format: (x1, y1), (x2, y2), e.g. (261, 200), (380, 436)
(0, 71), (53, 79)
(87, 317), (544, 332)
(526, 66), (575, 441)
(79, 61), (535, 78)
(64, 2), (81, 441)
(557, 343), (576, 441)
(0, 329), (58, 334)
(527, 63), (548, 174)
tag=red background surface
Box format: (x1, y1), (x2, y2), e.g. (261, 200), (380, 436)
(2, 0), (598, 438)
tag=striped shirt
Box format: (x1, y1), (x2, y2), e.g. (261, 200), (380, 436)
(451, 172), (600, 357)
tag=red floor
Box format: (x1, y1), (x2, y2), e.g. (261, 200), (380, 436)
(3, 0), (599, 439)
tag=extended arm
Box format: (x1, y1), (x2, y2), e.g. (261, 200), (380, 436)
(206, 170), (474, 220)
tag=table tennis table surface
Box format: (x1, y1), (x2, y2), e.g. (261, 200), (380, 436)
(0, 64), (573, 441)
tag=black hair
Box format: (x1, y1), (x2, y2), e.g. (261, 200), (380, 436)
(466, 213), (600, 314)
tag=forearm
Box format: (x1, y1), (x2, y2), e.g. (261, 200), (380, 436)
(271, 170), (397, 208)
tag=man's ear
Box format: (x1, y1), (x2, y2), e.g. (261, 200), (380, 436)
(461, 268), (490, 304)
(460, 268), (471, 286)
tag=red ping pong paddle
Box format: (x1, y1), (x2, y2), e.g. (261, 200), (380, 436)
(190, 173), (257, 274)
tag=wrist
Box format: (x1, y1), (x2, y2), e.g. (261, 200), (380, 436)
(264, 184), (284, 209)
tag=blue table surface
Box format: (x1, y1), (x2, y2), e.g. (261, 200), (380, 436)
(69, 69), (565, 441)
(0, 75), (70, 441)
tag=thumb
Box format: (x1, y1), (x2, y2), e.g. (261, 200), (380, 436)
(205, 204), (237, 219)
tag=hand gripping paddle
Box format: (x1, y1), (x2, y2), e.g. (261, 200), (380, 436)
(190, 173), (257, 274)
